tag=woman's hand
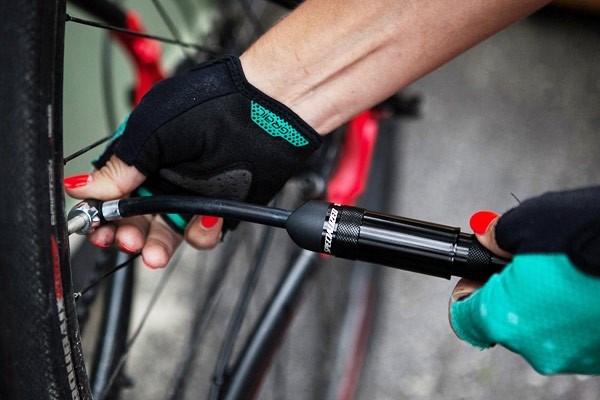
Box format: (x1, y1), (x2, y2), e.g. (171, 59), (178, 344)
(64, 155), (225, 269)
(64, 56), (321, 269)
(449, 187), (600, 375)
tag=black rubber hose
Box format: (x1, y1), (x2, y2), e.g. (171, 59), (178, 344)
(116, 196), (291, 228)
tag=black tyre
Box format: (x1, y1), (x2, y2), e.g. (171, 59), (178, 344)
(0, 1), (92, 399)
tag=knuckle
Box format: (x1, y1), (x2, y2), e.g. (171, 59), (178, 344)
(95, 156), (142, 198)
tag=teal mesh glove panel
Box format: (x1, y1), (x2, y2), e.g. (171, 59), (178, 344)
(451, 254), (600, 374)
(451, 187), (600, 375)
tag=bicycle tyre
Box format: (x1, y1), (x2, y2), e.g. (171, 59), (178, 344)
(0, 1), (92, 399)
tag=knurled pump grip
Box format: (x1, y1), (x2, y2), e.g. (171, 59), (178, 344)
(286, 201), (508, 281)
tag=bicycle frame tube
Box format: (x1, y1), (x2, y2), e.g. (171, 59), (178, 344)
(221, 250), (319, 400)
(327, 110), (380, 206)
(111, 11), (164, 104)
(219, 114), (382, 400)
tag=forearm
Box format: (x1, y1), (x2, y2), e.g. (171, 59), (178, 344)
(241, 0), (550, 134)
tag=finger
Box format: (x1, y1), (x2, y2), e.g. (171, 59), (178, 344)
(184, 216), (223, 250)
(64, 155), (146, 200)
(88, 224), (116, 248)
(141, 216), (183, 269)
(469, 211), (513, 259)
(114, 215), (152, 253)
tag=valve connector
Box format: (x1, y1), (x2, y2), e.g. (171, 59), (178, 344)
(67, 200), (102, 235)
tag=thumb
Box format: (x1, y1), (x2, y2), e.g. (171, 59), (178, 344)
(64, 155), (146, 200)
(447, 210), (515, 348)
(449, 281), (498, 349)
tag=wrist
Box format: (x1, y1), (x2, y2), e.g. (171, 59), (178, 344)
(240, 48), (332, 135)
(240, 0), (551, 136)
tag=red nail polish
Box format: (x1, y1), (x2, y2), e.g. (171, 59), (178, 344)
(201, 215), (220, 229)
(64, 174), (91, 189)
(469, 211), (499, 235)
(117, 241), (138, 253)
(92, 241), (110, 249)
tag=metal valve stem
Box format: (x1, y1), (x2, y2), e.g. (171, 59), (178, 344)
(67, 201), (101, 235)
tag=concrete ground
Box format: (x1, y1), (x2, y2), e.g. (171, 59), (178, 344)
(73, 5), (599, 400)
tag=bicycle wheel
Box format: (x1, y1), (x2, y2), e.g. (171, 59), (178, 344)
(0, 1), (398, 399)
(0, 1), (86, 399)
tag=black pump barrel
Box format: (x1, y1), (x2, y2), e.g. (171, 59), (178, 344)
(79, 196), (507, 281)
(286, 201), (508, 281)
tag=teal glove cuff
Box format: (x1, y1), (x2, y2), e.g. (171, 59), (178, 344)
(451, 254), (600, 375)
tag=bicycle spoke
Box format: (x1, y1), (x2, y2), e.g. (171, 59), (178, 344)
(63, 135), (112, 165)
(74, 252), (141, 300)
(65, 14), (223, 55)
(97, 250), (183, 400)
(150, 0), (193, 61)
(165, 232), (246, 400)
(209, 224), (274, 400)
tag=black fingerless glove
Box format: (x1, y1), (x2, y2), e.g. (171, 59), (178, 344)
(495, 186), (600, 276)
(95, 56), (321, 232)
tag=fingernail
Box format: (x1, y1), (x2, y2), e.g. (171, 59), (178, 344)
(92, 241), (110, 249)
(201, 216), (220, 229)
(64, 174), (91, 189)
(469, 211), (499, 235)
(117, 241), (138, 253)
